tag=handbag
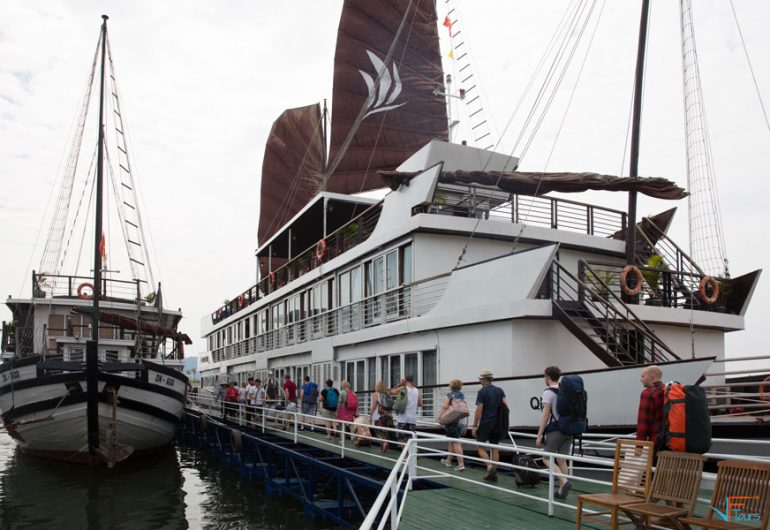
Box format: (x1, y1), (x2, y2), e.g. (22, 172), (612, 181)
(438, 395), (469, 426)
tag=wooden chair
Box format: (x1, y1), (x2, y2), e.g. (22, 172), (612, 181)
(618, 451), (705, 530)
(576, 439), (655, 529)
(678, 459), (770, 530)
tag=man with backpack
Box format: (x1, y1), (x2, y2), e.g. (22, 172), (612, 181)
(390, 375), (422, 445)
(318, 379), (339, 439)
(472, 369), (509, 481)
(636, 365), (664, 443)
(300, 375), (319, 431)
(536, 366), (587, 499)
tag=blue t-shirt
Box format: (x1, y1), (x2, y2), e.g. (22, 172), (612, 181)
(476, 385), (504, 422)
(448, 390), (465, 401)
(302, 382), (318, 403)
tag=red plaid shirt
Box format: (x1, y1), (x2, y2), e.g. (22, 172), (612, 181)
(636, 381), (664, 442)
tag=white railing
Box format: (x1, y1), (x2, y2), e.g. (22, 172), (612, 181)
(187, 394), (770, 528)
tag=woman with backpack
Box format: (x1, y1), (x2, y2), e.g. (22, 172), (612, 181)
(336, 380), (358, 439)
(369, 380), (395, 453)
(438, 379), (468, 471)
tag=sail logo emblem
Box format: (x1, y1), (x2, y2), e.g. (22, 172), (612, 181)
(708, 496), (761, 522)
(358, 50), (406, 119)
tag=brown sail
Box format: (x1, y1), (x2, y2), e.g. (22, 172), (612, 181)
(325, 0), (448, 194)
(258, 103), (325, 246)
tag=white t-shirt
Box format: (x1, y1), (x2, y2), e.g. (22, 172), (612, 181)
(397, 386), (420, 424)
(254, 387), (266, 406)
(246, 384), (257, 404)
(542, 384), (560, 421)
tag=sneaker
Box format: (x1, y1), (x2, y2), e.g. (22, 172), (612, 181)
(557, 481), (572, 499)
(440, 458), (453, 467)
(455, 464), (465, 471)
(483, 465), (497, 480)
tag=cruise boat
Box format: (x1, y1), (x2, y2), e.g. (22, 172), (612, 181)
(0, 16), (190, 465)
(197, 1), (763, 433)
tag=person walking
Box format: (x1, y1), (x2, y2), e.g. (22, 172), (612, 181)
(536, 366), (572, 498)
(438, 379), (468, 471)
(300, 375), (319, 431)
(370, 380), (394, 453)
(636, 365), (665, 444)
(391, 375), (422, 445)
(471, 369), (508, 481)
(253, 378), (266, 422)
(225, 381), (239, 418)
(318, 379), (339, 438)
(245, 377), (257, 424)
(336, 380), (357, 439)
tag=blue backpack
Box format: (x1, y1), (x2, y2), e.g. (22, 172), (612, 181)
(547, 375), (588, 435)
(323, 388), (339, 411)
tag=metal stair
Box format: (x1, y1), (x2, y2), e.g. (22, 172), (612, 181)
(550, 259), (679, 367)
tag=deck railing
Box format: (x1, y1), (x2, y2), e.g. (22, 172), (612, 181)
(424, 183), (627, 237)
(211, 203), (382, 324)
(30, 272), (145, 302)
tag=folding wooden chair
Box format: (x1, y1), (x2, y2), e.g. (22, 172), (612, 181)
(679, 459), (770, 530)
(576, 439), (654, 529)
(618, 451), (705, 530)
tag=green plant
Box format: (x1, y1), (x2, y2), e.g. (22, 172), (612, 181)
(642, 254), (665, 294)
(341, 221), (360, 241)
(145, 291), (157, 304)
(717, 277), (732, 304)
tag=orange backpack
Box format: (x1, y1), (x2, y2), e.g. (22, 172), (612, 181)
(659, 383), (711, 453)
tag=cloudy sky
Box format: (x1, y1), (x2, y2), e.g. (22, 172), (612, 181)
(1, 1), (768, 372)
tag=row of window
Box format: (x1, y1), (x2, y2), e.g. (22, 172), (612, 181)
(207, 243), (413, 352)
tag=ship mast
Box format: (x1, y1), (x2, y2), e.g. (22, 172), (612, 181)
(87, 14), (109, 457)
(625, 0), (651, 265)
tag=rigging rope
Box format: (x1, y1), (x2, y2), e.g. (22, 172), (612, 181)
(729, 0), (770, 136)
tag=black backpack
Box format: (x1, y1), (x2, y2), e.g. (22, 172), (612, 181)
(494, 395), (509, 438)
(513, 454), (541, 487)
(549, 375), (588, 435)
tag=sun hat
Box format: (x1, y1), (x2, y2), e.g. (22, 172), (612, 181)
(478, 369), (494, 380)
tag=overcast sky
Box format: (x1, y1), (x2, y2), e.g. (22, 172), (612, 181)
(1, 1), (768, 373)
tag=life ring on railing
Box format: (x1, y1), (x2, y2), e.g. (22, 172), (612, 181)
(315, 238), (327, 260)
(238, 294), (245, 308)
(77, 282), (94, 300)
(619, 265), (643, 296)
(758, 376), (770, 403)
(269, 271), (276, 288)
(699, 276), (719, 305)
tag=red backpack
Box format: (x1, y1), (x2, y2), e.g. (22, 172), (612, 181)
(346, 390), (359, 413)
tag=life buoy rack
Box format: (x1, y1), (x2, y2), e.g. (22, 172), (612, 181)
(619, 265), (643, 296)
(315, 238), (327, 260)
(759, 376), (770, 403)
(238, 294), (245, 308)
(77, 282), (94, 300)
(698, 276), (719, 304)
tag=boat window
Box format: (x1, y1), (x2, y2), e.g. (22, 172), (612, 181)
(388, 356), (401, 388)
(400, 243), (412, 285)
(404, 353), (418, 383)
(368, 356), (376, 390)
(244, 317), (250, 339)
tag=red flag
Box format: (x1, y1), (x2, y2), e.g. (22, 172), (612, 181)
(99, 233), (106, 259)
(443, 16), (452, 30)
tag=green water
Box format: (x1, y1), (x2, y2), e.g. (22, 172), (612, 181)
(0, 427), (342, 529)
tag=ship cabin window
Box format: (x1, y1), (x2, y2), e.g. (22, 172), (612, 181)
(227, 326), (232, 345)
(344, 359), (367, 392)
(287, 294), (301, 342)
(257, 310), (268, 349)
(400, 243), (412, 285)
(244, 317), (250, 339)
(365, 256), (384, 324)
(338, 266), (362, 333)
(67, 346), (85, 363)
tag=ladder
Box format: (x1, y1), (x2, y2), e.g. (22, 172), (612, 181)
(442, 0), (496, 150)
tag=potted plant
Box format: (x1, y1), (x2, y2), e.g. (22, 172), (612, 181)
(642, 254), (665, 304)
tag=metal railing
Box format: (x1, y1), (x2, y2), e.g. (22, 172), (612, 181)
(212, 204), (383, 324)
(425, 183), (627, 238)
(31, 272), (146, 302)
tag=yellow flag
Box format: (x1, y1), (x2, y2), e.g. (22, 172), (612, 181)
(448, 49), (454, 59)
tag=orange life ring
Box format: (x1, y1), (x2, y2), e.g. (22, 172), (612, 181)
(698, 276), (719, 304)
(315, 238), (327, 260)
(238, 294), (245, 308)
(757, 376), (770, 403)
(77, 282), (94, 300)
(620, 265), (643, 296)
